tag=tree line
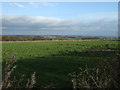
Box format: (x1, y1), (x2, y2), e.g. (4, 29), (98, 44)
(1, 35), (70, 41)
(1, 35), (53, 41)
(1, 35), (111, 41)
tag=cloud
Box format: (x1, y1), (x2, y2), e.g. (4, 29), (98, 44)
(75, 12), (118, 23)
(9, 2), (56, 8)
(1, 14), (118, 36)
(9, 3), (26, 8)
(41, 2), (56, 7)
(28, 2), (57, 8)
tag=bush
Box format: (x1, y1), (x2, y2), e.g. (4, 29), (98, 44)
(69, 52), (119, 88)
(1, 54), (36, 89)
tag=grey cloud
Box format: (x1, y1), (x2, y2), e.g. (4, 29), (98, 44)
(1, 14), (118, 36)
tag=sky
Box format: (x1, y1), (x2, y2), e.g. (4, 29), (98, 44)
(1, 2), (118, 37)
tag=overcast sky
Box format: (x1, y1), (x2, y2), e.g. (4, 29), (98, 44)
(1, 2), (118, 37)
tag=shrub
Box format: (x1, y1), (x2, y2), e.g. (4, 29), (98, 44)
(1, 54), (36, 89)
(69, 52), (119, 88)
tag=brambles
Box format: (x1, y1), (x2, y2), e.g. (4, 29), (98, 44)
(1, 55), (36, 89)
(69, 52), (119, 88)
(2, 54), (17, 88)
(26, 72), (36, 88)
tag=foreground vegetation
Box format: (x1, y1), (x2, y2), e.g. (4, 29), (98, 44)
(2, 40), (119, 88)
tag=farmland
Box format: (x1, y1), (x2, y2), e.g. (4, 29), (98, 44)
(2, 40), (119, 88)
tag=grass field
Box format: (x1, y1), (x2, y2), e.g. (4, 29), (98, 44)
(2, 40), (118, 88)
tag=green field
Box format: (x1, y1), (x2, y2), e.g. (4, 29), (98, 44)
(2, 40), (118, 88)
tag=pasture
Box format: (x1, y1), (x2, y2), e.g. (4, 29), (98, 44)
(2, 40), (118, 88)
